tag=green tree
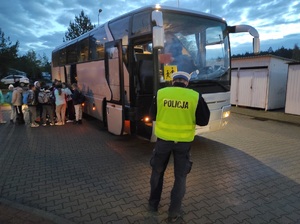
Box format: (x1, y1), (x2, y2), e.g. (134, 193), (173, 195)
(267, 47), (273, 53)
(38, 53), (51, 73)
(64, 10), (95, 41)
(16, 50), (41, 80)
(292, 44), (300, 62)
(274, 46), (292, 58)
(0, 28), (19, 77)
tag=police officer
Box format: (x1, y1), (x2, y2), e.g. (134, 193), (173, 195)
(148, 71), (210, 223)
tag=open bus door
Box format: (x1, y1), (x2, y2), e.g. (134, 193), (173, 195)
(104, 40), (125, 135)
(64, 64), (77, 85)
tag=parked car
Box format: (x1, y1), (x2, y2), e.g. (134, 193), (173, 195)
(1, 75), (29, 86)
(41, 72), (52, 80)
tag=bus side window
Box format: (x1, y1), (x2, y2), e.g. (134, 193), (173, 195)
(78, 37), (89, 62)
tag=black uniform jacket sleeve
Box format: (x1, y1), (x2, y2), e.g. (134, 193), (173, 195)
(195, 95), (210, 126)
(149, 96), (157, 121)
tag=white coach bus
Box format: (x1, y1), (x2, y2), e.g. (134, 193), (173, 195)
(52, 5), (260, 140)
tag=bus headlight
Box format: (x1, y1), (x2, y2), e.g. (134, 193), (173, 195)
(221, 105), (231, 119)
(222, 111), (230, 118)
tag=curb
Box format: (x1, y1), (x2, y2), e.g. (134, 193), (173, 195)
(231, 106), (300, 126)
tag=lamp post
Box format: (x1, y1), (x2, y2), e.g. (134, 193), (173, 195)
(98, 9), (102, 26)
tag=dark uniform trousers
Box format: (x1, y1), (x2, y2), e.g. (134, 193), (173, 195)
(149, 138), (193, 217)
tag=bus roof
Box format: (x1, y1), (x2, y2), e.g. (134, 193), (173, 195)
(108, 5), (225, 24)
(53, 5), (226, 52)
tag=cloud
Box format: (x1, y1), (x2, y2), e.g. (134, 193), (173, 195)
(0, 0), (299, 60)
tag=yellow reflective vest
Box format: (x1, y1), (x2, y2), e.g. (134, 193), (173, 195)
(155, 87), (199, 142)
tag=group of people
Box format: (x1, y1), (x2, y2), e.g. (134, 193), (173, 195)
(0, 80), (85, 127)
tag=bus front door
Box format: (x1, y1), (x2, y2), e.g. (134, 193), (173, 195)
(105, 40), (125, 135)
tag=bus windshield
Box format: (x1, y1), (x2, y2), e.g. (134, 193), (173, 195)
(159, 12), (230, 85)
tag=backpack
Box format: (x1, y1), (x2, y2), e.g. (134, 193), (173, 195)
(47, 90), (55, 105)
(27, 90), (35, 105)
(22, 91), (29, 105)
(4, 92), (12, 104)
(0, 90), (4, 104)
(38, 90), (49, 104)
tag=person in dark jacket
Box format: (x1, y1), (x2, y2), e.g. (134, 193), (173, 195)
(27, 84), (39, 127)
(63, 82), (75, 123)
(34, 81), (42, 122)
(71, 83), (83, 124)
(148, 71), (210, 223)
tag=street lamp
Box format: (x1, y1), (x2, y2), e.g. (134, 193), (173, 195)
(98, 9), (102, 26)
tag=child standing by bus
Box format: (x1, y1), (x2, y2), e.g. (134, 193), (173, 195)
(71, 83), (84, 124)
(4, 84), (15, 124)
(0, 88), (6, 124)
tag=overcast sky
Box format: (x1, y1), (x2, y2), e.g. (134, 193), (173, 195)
(0, 0), (299, 60)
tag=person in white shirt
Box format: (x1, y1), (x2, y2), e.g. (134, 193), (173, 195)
(54, 81), (67, 125)
(62, 82), (75, 122)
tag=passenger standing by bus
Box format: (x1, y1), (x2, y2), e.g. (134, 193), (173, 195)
(62, 82), (75, 122)
(71, 83), (83, 124)
(0, 88), (6, 124)
(27, 84), (39, 128)
(148, 71), (210, 223)
(4, 84), (15, 124)
(54, 82), (66, 125)
(34, 81), (42, 122)
(49, 80), (57, 123)
(40, 87), (55, 126)
(11, 81), (25, 125)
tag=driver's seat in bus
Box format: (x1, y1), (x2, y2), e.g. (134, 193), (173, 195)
(168, 41), (197, 74)
(138, 59), (153, 94)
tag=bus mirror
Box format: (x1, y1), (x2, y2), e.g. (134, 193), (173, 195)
(229, 25), (260, 54)
(122, 35), (128, 46)
(253, 37), (260, 54)
(152, 10), (164, 49)
(152, 10), (163, 27)
(153, 26), (164, 49)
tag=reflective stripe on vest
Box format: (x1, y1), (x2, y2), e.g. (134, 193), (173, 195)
(155, 87), (199, 142)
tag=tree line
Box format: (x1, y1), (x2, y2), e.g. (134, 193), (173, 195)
(232, 44), (300, 61)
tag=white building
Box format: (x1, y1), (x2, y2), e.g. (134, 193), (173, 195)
(231, 55), (292, 110)
(285, 62), (300, 115)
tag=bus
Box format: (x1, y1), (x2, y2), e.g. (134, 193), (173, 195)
(52, 5), (260, 140)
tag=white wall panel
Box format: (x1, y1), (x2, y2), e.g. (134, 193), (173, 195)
(285, 64), (300, 115)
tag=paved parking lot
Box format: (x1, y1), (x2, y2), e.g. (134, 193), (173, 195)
(0, 106), (300, 223)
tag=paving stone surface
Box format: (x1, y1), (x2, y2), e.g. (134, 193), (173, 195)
(0, 106), (300, 224)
